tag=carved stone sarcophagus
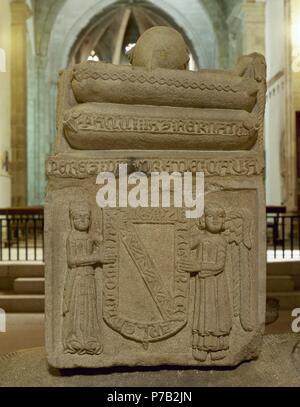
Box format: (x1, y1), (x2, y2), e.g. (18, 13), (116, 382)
(45, 26), (266, 369)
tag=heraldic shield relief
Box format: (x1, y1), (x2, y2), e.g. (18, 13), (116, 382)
(102, 207), (190, 345)
(46, 185), (263, 369)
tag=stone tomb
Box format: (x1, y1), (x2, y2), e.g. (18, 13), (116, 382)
(45, 27), (266, 368)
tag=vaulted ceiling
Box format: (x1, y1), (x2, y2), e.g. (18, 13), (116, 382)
(31, 0), (243, 60)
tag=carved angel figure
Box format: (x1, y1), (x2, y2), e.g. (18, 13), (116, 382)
(63, 200), (114, 355)
(179, 203), (255, 362)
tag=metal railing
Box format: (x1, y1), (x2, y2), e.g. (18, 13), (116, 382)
(0, 207), (299, 262)
(267, 213), (300, 259)
(0, 208), (44, 261)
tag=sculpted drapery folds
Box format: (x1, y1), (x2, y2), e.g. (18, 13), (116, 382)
(179, 203), (255, 362)
(63, 200), (114, 355)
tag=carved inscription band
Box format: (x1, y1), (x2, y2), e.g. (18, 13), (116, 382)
(64, 113), (253, 137)
(62, 104), (259, 151)
(47, 158), (263, 178)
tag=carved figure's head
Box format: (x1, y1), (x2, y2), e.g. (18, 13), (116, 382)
(204, 203), (225, 234)
(130, 26), (189, 70)
(69, 200), (91, 232)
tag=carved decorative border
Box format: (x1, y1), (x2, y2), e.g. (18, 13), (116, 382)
(102, 208), (190, 343)
(73, 67), (239, 93)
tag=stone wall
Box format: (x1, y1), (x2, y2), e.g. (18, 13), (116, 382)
(263, 0), (299, 211)
(292, 0), (300, 111)
(291, 0), (300, 209)
(0, 0), (11, 207)
(265, 0), (286, 206)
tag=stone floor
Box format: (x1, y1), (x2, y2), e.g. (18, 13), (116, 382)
(0, 313), (44, 355)
(0, 311), (294, 356)
(0, 312), (299, 386)
(265, 310), (294, 334)
(0, 333), (299, 387)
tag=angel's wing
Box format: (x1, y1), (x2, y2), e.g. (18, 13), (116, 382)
(224, 209), (256, 332)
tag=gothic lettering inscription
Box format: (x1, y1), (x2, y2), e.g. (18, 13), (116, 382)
(46, 157), (263, 179)
(64, 112), (253, 137)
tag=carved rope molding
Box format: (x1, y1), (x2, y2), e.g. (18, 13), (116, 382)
(73, 68), (240, 93)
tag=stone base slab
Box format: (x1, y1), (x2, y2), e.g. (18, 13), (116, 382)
(0, 334), (300, 387)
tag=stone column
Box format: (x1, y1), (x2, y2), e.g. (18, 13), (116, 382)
(10, 0), (31, 207)
(27, 54), (47, 206)
(227, 4), (244, 68)
(242, 1), (266, 55)
(284, 0), (298, 211)
(227, 1), (265, 67)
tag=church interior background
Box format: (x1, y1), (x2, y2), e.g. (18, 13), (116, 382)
(0, 0), (300, 361)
